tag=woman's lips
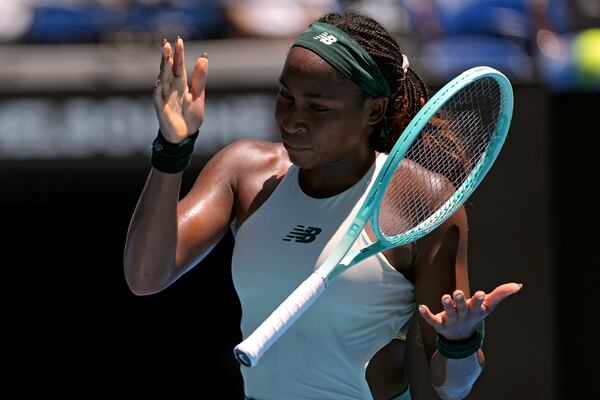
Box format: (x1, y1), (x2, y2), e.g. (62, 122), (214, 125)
(283, 141), (311, 151)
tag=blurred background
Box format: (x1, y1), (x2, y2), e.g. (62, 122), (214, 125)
(2, 0), (598, 398)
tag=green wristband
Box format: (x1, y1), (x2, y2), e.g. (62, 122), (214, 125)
(436, 321), (485, 359)
(150, 129), (199, 174)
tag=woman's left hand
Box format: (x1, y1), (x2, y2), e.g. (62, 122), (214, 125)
(418, 283), (522, 340)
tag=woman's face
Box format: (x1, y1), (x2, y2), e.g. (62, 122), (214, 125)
(275, 46), (377, 170)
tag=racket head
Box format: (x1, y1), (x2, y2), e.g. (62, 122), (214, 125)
(368, 66), (513, 247)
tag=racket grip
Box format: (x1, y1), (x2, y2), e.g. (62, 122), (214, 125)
(233, 272), (327, 367)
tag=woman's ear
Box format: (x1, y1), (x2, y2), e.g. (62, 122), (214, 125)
(367, 96), (389, 126)
(420, 97), (425, 108)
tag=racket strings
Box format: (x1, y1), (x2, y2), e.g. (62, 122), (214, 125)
(379, 77), (503, 240)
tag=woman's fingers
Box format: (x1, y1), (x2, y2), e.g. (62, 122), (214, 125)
(173, 36), (188, 93)
(454, 290), (468, 319)
(419, 284), (521, 338)
(157, 37), (190, 99)
(160, 41), (174, 98)
(153, 81), (165, 111)
(442, 294), (457, 321)
(418, 304), (443, 326)
(482, 283), (523, 313)
(468, 291), (487, 314)
(419, 304), (443, 330)
(159, 38), (166, 73)
(154, 41), (166, 109)
(191, 52), (209, 100)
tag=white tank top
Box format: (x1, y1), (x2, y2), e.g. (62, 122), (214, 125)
(231, 154), (415, 400)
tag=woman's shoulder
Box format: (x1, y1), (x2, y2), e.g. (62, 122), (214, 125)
(216, 139), (291, 226)
(219, 138), (290, 175)
(223, 138), (287, 159)
(384, 158), (468, 248)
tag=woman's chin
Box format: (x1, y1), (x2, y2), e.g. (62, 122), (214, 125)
(285, 148), (316, 168)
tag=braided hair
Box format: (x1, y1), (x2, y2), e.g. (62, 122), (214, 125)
(318, 10), (429, 153)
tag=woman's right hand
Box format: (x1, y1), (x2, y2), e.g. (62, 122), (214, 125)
(153, 37), (209, 144)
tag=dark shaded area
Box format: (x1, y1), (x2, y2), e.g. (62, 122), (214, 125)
(3, 156), (243, 393)
(551, 91), (599, 399)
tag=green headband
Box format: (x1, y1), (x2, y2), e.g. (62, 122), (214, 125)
(292, 22), (392, 97)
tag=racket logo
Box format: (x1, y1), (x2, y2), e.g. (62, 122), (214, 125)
(313, 32), (337, 45)
(348, 223), (360, 237)
(282, 225), (322, 243)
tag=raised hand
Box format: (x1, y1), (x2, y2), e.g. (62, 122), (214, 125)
(153, 37), (209, 144)
(418, 283), (522, 340)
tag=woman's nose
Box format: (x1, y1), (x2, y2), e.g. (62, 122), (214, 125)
(281, 106), (306, 135)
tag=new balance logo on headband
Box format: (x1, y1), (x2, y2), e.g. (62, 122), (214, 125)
(313, 32), (337, 45)
(282, 225), (322, 243)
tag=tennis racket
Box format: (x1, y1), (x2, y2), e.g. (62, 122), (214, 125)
(234, 66), (513, 367)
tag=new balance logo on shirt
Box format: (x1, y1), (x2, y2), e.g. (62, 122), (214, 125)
(282, 225), (322, 243)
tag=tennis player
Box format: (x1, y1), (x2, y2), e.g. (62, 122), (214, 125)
(124, 10), (522, 400)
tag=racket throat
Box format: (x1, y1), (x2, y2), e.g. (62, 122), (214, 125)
(348, 240), (388, 265)
(327, 241), (389, 282)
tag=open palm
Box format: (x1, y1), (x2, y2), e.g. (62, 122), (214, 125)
(153, 37), (209, 144)
(419, 283), (522, 340)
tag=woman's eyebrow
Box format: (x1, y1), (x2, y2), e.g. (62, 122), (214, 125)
(278, 76), (338, 100)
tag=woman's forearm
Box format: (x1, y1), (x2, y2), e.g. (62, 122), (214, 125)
(123, 168), (183, 295)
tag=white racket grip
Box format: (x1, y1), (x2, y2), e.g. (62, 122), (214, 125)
(233, 272), (327, 367)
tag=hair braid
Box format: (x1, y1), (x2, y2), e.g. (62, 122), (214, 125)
(318, 10), (430, 153)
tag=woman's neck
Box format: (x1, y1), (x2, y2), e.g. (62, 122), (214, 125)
(298, 149), (376, 198)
